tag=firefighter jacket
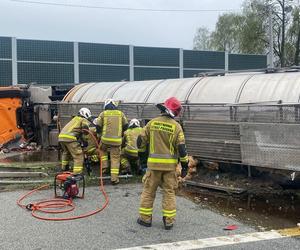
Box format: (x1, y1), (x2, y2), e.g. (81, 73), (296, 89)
(96, 110), (128, 146)
(123, 127), (143, 157)
(58, 116), (90, 142)
(82, 127), (98, 156)
(139, 115), (188, 171)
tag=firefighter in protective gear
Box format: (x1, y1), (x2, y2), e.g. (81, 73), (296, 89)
(120, 119), (143, 174)
(81, 124), (98, 159)
(95, 99), (128, 184)
(137, 97), (189, 230)
(58, 108), (92, 174)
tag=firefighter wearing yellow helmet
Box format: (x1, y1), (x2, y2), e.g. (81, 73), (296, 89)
(58, 108), (92, 174)
(137, 97), (189, 230)
(120, 119), (144, 174)
(94, 99), (128, 184)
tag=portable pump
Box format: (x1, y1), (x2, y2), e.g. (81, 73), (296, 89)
(54, 172), (85, 199)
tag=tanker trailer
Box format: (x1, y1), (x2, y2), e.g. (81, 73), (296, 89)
(57, 71), (300, 177)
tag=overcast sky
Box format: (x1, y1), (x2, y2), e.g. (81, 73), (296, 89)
(0, 0), (244, 49)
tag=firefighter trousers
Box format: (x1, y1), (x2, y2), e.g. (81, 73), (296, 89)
(120, 149), (138, 174)
(60, 141), (84, 174)
(139, 169), (178, 225)
(100, 143), (121, 183)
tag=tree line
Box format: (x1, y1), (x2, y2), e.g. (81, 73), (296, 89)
(193, 0), (300, 67)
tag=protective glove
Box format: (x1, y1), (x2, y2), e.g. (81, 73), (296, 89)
(181, 161), (189, 178)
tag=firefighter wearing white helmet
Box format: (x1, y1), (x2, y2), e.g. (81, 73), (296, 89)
(95, 99), (128, 184)
(120, 119), (144, 174)
(58, 107), (92, 174)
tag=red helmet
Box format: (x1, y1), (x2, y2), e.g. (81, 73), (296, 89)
(164, 97), (182, 117)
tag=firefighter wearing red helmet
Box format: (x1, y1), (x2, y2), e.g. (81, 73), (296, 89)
(137, 97), (189, 230)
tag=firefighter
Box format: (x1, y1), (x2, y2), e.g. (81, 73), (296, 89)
(82, 125), (99, 161)
(81, 126), (99, 175)
(137, 97), (189, 230)
(120, 119), (143, 174)
(58, 108), (92, 174)
(94, 99), (128, 184)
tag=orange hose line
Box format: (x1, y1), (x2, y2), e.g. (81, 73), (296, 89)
(17, 128), (109, 221)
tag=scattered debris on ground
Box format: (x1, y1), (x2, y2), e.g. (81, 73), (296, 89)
(179, 163), (300, 231)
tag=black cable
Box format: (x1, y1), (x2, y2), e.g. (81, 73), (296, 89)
(10, 0), (240, 13)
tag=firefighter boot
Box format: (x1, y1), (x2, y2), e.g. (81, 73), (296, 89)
(163, 216), (173, 230)
(137, 217), (152, 227)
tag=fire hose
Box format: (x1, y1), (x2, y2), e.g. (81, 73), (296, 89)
(17, 129), (109, 221)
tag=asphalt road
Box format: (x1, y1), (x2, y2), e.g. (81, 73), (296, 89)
(0, 183), (299, 250)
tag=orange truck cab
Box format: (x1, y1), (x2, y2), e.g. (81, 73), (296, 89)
(0, 87), (30, 146)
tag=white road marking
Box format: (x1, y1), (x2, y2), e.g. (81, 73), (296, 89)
(118, 230), (291, 250)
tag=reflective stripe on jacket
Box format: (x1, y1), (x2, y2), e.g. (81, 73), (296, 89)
(139, 115), (187, 171)
(58, 116), (90, 142)
(97, 110), (128, 146)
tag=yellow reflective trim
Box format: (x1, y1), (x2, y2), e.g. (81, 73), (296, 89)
(139, 211), (152, 215)
(163, 213), (176, 217)
(101, 156), (108, 160)
(140, 207), (153, 212)
(101, 136), (122, 143)
(178, 132), (185, 140)
(104, 110), (122, 116)
(87, 148), (96, 153)
(121, 159), (128, 164)
(162, 209), (176, 217)
(162, 209), (176, 213)
(148, 158), (177, 164)
(125, 149), (138, 154)
(150, 131), (154, 154)
(111, 169), (119, 174)
(67, 116), (82, 132)
(180, 156), (189, 162)
(169, 134), (174, 155)
(61, 160), (69, 164)
(58, 134), (77, 140)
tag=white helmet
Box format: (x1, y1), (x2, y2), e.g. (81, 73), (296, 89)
(78, 108), (92, 119)
(104, 99), (118, 109)
(129, 118), (140, 128)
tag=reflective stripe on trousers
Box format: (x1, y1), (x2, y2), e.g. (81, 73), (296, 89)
(162, 209), (176, 218)
(111, 168), (119, 174)
(73, 165), (83, 174)
(61, 160), (69, 166)
(58, 134), (77, 140)
(139, 207), (153, 216)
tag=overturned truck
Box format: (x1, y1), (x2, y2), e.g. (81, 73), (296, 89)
(58, 71), (300, 173)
